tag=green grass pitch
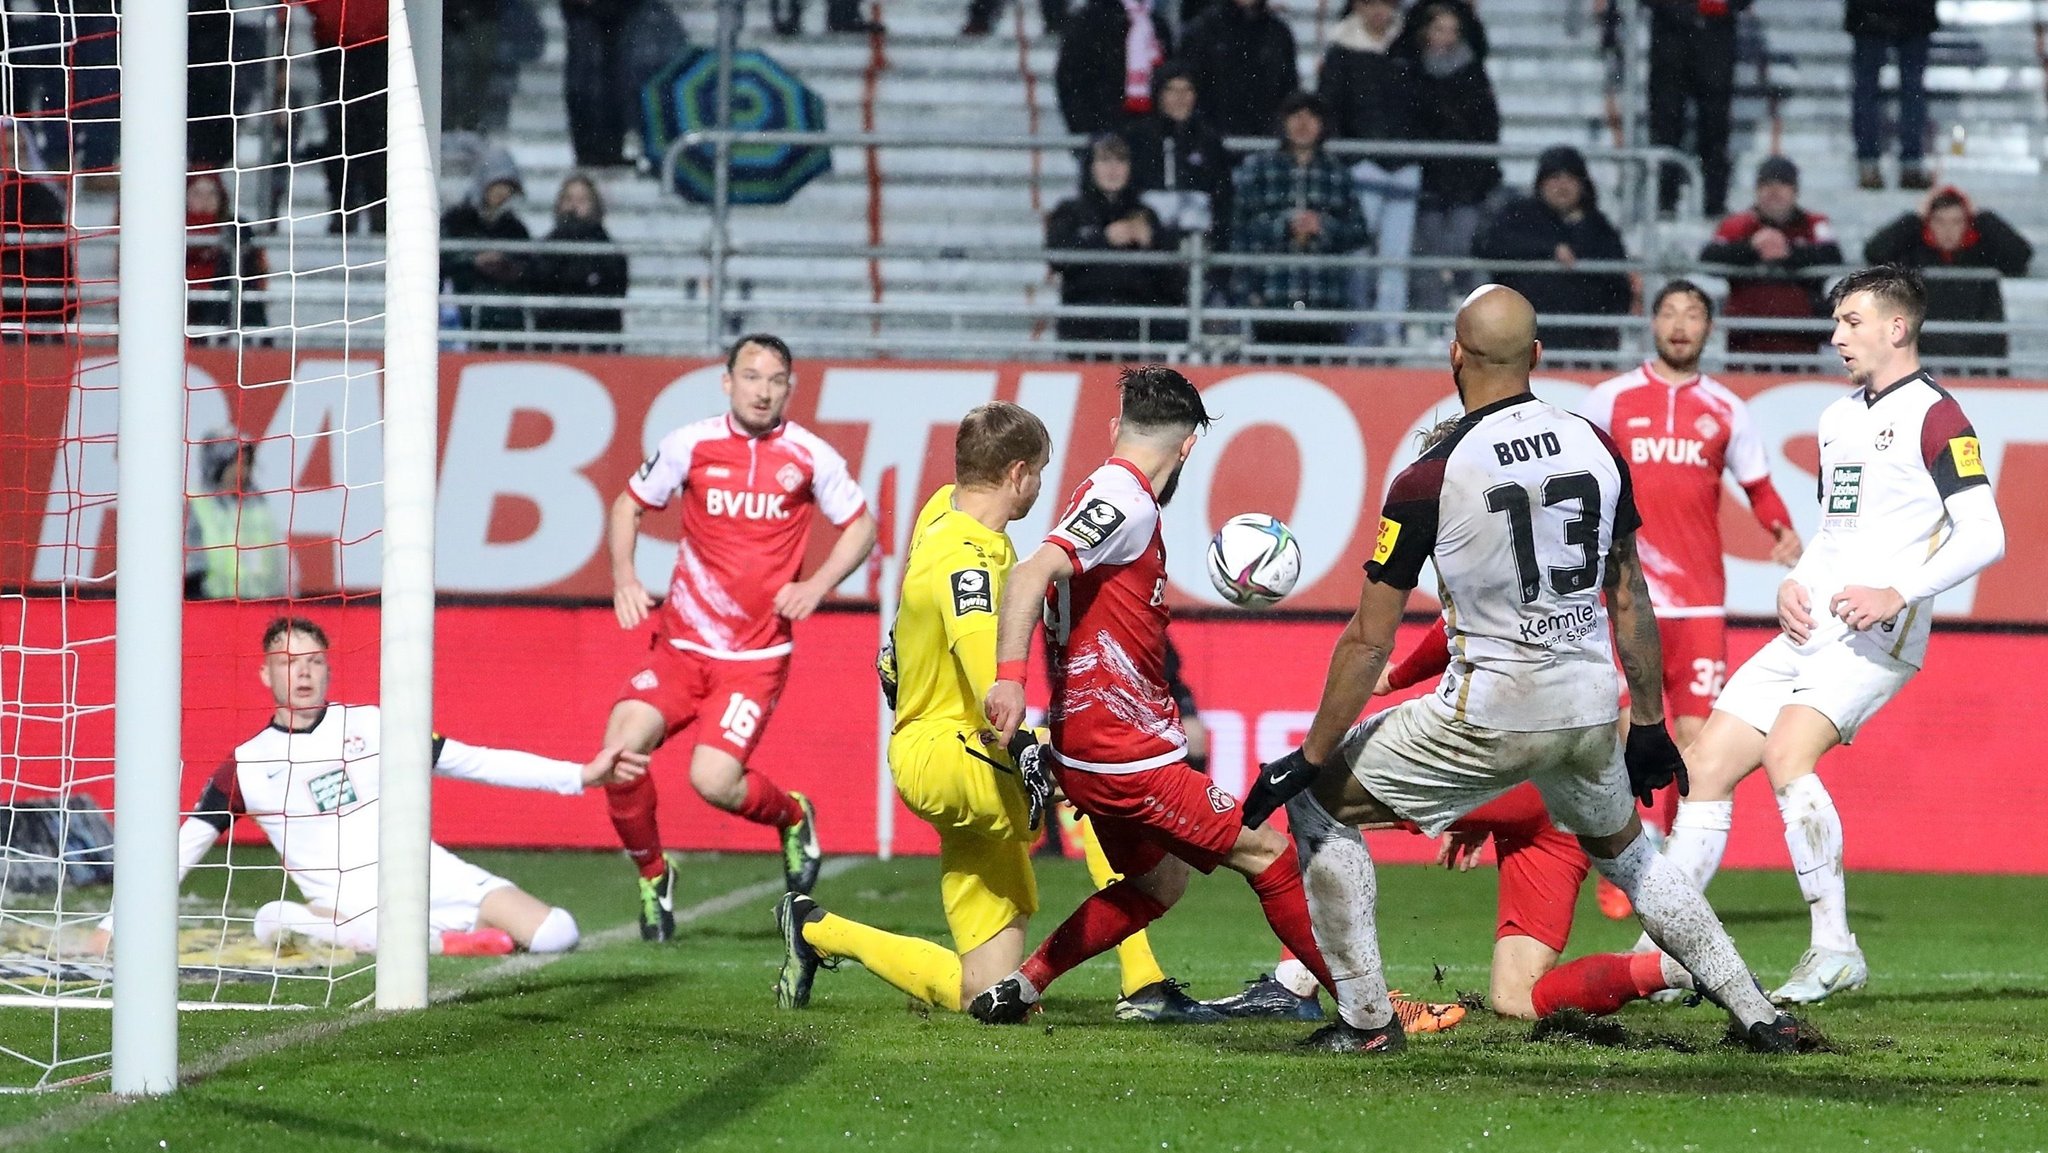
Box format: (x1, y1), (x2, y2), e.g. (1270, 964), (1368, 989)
(1, 850), (2044, 1152)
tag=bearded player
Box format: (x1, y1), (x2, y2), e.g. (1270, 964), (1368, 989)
(603, 334), (878, 940)
(773, 402), (1216, 1022)
(1580, 279), (1802, 917)
(969, 366), (1338, 1024)
(1659, 265), (2005, 1003)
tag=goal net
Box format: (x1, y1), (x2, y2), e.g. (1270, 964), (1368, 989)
(0, 0), (436, 1091)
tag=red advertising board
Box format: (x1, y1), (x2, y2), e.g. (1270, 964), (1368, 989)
(3, 600), (2043, 875)
(5, 348), (2046, 621)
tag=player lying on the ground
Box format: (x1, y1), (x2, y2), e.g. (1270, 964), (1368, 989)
(99, 616), (646, 957)
(1657, 264), (2006, 1005)
(970, 367), (1340, 1024)
(600, 333), (878, 941)
(774, 402), (1216, 1022)
(1244, 286), (1804, 1053)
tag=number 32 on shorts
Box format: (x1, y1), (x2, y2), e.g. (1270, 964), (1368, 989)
(1688, 658), (1726, 699)
(719, 693), (764, 747)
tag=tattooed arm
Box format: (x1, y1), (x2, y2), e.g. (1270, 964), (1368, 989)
(1604, 529), (1665, 727)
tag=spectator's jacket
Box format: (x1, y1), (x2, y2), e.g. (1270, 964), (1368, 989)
(1127, 106), (1232, 240)
(1391, 0), (1489, 63)
(1174, 0), (1298, 139)
(1055, 0), (1174, 135)
(1318, 16), (1416, 164)
(532, 215), (629, 338)
(186, 174), (269, 337)
(1407, 53), (1500, 204)
(442, 202), (532, 333)
(1045, 182), (1184, 317)
(1229, 148), (1372, 311)
(1700, 206), (1842, 354)
(1864, 191), (2034, 362)
(1, 173), (73, 330)
(1644, 0), (1753, 31)
(1844, 0), (1937, 39)
(1473, 195), (1630, 350)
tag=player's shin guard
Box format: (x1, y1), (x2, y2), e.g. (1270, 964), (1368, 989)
(804, 913), (964, 1011)
(734, 772), (804, 828)
(1595, 833), (1774, 1029)
(1776, 774), (1853, 953)
(605, 773), (668, 879)
(1076, 815), (1169, 996)
(1286, 791), (1393, 1030)
(1529, 951), (1672, 1017)
(1018, 881), (1169, 996)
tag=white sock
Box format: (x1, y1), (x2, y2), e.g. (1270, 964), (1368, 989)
(253, 900), (378, 953)
(1595, 833), (1775, 1030)
(526, 907), (580, 953)
(1287, 791), (1393, 1030)
(1272, 957), (1319, 1000)
(1630, 799), (1733, 952)
(1657, 952), (1696, 991)
(1012, 970), (1042, 1003)
(1776, 774), (1854, 953)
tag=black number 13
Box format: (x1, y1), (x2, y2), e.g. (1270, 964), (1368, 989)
(1483, 472), (1603, 604)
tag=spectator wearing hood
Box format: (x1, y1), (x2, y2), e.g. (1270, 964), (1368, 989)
(1, 116), (73, 339)
(1647, 0), (1750, 217)
(1175, 0), (1299, 141)
(1045, 134), (1186, 347)
(441, 150), (533, 343)
(1406, 2), (1500, 314)
(1230, 92), (1373, 348)
(1864, 186), (2033, 366)
(1390, 0), (1487, 64)
(186, 434), (293, 601)
(1055, 0), (1172, 137)
(1126, 64), (1232, 265)
(1319, 0), (1421, 342)
(185, 172), (271, 342)
(1847, 0), (1937, 190)
(1699, 156), (1841, 356)
(532, 173), (631, 349)
(300, 0), (390, 234)
(1473, 145), (1630, 351)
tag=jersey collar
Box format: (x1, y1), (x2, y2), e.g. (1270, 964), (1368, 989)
(1462, 391), (1541, 424)
(1107, 456), (1157, 498)
(723, 414), (787, 440)
(1863, 370), (1931, 407)
(268, 705), (328, 734)
(1642, 360), (1701, 389)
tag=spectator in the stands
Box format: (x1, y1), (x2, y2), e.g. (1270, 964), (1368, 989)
(1473, 144), (1630, 351)
(963, 0), (1063, 36)
(1699, 156), (1842, 356)
(560, 0), (661, 166)
(1055, 0), (1171, 137)
(1847, 0), (1936, 190)
(775, 0), (886, 34)
(445, 0), (503, 137)
(1864, 187), (2034, 367)
(186, 434), (293, 602)
(185, 172), (270, 343)
(1230, 92), (1372, 348)
(441, 148), (533, 343)
(1319, 0), (1420, 342)
(189, 0), (236, 172)
(1647, 0), (1748, 217)
(1046, 134), (1186, 347)
(532, 174), (631, 350)
(1391, 0), (1487, 64)
(301, 0), (390, 234)
(1126, 64), (1231, 267)
(1406, 3), (1500, 316)
(0, 116), (72, 339)
(1176, 0), (1299, 141)
(492, 0), (547, 134)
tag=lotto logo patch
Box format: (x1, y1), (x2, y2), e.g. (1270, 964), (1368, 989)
(1826, 465), (1863, 516)
(631, 669), (659, 691)
(309, 768), (357, 813)
(950, 568), (993, 615)
(1372, 517), (1402, 565)
(1951, 436), (1985, 477)
(1061, 498), (1125, 548)
(776, 462), (804, 493)
(1206, 785), (1235, 814)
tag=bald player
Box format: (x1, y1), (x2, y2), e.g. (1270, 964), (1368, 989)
(1240, 286), (1805, 1053)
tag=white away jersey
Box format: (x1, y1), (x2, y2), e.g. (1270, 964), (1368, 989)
(1792, 372), (1990, 667)
(1369, 394), (1641, 732)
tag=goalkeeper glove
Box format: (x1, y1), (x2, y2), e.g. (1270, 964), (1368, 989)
(1241, 747), (1323, 829)
(875, 635), (899, 710)
(1006, 730), (1055, 832)
(1623, 720), (1690, 807)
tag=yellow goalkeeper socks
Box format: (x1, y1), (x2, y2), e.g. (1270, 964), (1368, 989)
(1075, 815), (1170, 997)
(802, 914), (964, 1012)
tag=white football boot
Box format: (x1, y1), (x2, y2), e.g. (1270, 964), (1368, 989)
(1769, 939), (1869, 1005)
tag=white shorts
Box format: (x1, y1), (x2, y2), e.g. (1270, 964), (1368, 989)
(1713, 630), (1914, 744)
(1335, 697), (1632, 839)
(321, 843), (516, 937)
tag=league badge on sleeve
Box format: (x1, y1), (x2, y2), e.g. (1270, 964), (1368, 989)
(1951, 436), (1985, 477)
(1372, 517), (1403, 565)
(1062, 499), (1126, 548)
(950, 569), (993, 615)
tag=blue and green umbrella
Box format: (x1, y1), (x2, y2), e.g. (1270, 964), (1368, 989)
(640, 47), (831, 206)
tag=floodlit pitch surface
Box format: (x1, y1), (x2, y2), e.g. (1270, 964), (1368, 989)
(1, 851), (2042, 1152)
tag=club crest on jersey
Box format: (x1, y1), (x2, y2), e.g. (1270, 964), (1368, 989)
(1694, 413), (1720, 440)
(776, 462), (804, 493)
(950, 568), (993, 615)
(344, 734), (366, 757)
(1826, 465), (1863, 516)
(309, 768), (357, 813)
(1062, 499), (1125, 548)
(1206, 785), (1235, 814)
(631, 669), (659, 691)
(1874, 424), (1895, 452)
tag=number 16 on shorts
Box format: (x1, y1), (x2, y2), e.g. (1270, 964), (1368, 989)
(719, 693), (763, 749)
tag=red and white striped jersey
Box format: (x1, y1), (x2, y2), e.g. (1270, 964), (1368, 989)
(1580, 364), (1791, 615)
(1042, 459), (1185, 773)
(629, 415), (867, 658)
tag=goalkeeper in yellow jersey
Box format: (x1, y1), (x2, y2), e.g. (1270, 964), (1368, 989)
(773, 401), (1219, 1022)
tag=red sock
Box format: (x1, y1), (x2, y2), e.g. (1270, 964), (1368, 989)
(1019, 880), (1168, 994)
(1530, 951), (1670, 1017)
(1248, 842), (1337, 997)
(606, 774), (667, 879)
(733, 772), (803, 829)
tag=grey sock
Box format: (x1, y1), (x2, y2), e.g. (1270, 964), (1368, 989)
(1287, 790), (1393, 1030)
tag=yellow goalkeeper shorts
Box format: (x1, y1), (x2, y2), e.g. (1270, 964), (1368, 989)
(890, 726), (1039, 954)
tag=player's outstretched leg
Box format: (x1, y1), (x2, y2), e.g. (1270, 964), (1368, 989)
(1073, 814), (1222, 1025)
(968, 860), (1184, 1025)
(1283, 791), (1404, 1054)
(1528, 950), (1692, 1017)
(1770, 772), (1866, 1003)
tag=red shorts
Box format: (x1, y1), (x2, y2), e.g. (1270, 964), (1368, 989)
(1658, 615), (1728, 720)
(616, 643), (790, 762)
(1453, 783), (1589, 954)
(1056, 760), (1241, 877)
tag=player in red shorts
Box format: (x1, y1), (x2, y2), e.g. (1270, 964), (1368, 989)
(1581, 279), (1802, 916)
(969, 366), (1341, 1033)
(602, 334), (878, 941)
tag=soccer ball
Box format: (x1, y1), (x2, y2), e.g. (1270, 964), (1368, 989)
(1206, 513), (1302, 608)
